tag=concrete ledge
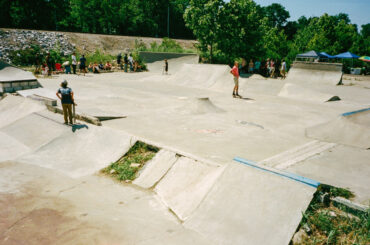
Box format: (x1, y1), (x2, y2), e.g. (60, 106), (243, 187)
(46, 105), (102, 126)
(331, 196), (369, 213)
(139, 51), (198, 63)
(292, 61), (343, 72)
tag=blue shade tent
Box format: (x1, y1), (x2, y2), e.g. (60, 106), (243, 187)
(334, 52), (360, 59)
(320, 52), (335, 59)
(296, 50), (324, 58)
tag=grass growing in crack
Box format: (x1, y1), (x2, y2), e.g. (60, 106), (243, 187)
(293, 185), (369, 245)
(102, 141), (159, 181)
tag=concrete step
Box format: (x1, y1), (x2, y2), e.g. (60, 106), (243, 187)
(260, 140), (336, 169)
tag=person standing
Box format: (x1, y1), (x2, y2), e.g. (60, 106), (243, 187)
(117, 53), (122, 70)
(164, 59), (168, 74)
(56, 80), (74, 125)
(71, 52), (77, 74)
(280, 59), (287, 79)
(248, 59), (254, 74)
(79, 55), (87, 76)
(230, 61), (240, 97)
(270, 59), (275, 78)
(45, 52), (52, 76)
(254, 60), (261, 74)
(128, 54), (134, 72)
(124, 53), (128, 72)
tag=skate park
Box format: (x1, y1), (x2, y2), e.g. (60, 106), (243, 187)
(0, 54), (369, 244)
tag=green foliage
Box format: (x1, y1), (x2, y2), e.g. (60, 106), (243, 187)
(298, 186), (369, 245)
(84, 49), (115, 65)
(136, 38), (195, 53)
(102, 141), (159, 181)
(1, 0), (193, 39)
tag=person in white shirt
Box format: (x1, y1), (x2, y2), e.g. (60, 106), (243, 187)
(71, 52), (77, 74)
(280, 60), (287, 79)
(128, 54), (134, 72)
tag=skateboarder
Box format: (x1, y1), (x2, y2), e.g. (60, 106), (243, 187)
(230, 61), (240, 97)
(163, 59), (168, 74)
(56, 80), (75, 125)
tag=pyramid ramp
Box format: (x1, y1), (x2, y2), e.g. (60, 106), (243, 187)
(0, 61), (41, 93)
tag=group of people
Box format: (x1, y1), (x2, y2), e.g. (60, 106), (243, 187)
(117, 53), (141, 72)
(241, 58), (287, 79)
(230, 58), (287, 98)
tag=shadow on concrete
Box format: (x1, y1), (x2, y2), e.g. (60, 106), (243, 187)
(72, 123), (89, 132)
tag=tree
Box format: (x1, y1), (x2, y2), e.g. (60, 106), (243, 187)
(184, 0), (224, 62)
(262, 3), (290, 29)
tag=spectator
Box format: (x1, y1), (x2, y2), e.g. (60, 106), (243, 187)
(254, 60), (261, 74)
(93, 62), (100, 73)
(79, 55), (87, 76)
(128, 54), (134, 72)
(105, 61), (112, 71)
(71, 52), (77, 74)
(124, 53), (128, 72)
(63, 60), (71, 74)
(248, 59), (254, 74)
(280, 59), (287, 79)
(88, 63), (93, 72)
(98, 61), (104, 70)
(117, 53), (122, 70)
(45, 52), (52, 76)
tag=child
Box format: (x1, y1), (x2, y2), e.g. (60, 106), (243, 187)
(230, 61), (240, 97)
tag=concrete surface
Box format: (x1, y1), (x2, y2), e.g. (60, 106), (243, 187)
(0, 61), (37, 83)
(133, 149), (178, 189)
(1, 55), (370, 244)
(184, 163), (315, 245)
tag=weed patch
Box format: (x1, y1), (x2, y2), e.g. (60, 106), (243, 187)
(101, 141), (159, 181)
(293, 185), (369, 245)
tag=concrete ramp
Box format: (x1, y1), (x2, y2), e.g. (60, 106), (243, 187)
(177, 97), (224, 115)
(0, 95), (45, 128)
(183, 163), (315, 245)
(306, 109), (370, 149)
(17, 125), (134, 178)
(287, 61), (343, 86)
(0, 61), (41, 93)
(169, 64), (231, 90)
(278, 83), (340, 102)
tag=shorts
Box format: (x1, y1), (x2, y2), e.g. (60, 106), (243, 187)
(234, 76), (239, 86)
(80, 64), (86, 69)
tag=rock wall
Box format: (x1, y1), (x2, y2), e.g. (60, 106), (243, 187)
(0, 29), (75, 63)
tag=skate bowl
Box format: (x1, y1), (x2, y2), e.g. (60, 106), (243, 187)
(0, 61), (41, 94)
(177, 97), (225, 115)
(168, 63), (231, 91)
(286, 61), (343, 86)
(306, 109), (370, 149)
(278, 83), (341, 102)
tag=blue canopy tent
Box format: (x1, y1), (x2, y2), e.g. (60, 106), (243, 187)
(334, 52), (360, 59)
(296, 50), (324, 59)
(320, 52), (335, 59)
(334, 52), (360, 68)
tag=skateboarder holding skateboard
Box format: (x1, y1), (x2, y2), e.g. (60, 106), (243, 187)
(230, 61), (240, 97)
(56, 80), (75, 125)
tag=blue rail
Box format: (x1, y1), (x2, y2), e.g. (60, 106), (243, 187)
(233, 157), (320, 188)
(341, 108), (370, 117)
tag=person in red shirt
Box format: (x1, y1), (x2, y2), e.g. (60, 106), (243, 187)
(230, 61), (240, 97)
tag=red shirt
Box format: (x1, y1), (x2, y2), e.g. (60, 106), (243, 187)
(231, 65), (239, 77)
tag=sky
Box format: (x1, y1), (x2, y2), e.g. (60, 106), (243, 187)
(253, 0), (370, 28)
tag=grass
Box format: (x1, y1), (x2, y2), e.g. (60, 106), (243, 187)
(101, 141), (159, 181)
(294, 185), (369, 245)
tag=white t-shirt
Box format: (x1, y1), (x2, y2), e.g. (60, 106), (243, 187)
(72, 55), (77, 65)
(128, 56), (133, 64)
(281, 62), (286, 71)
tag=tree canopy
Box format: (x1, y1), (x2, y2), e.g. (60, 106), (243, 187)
(0, 0), (368, 65)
